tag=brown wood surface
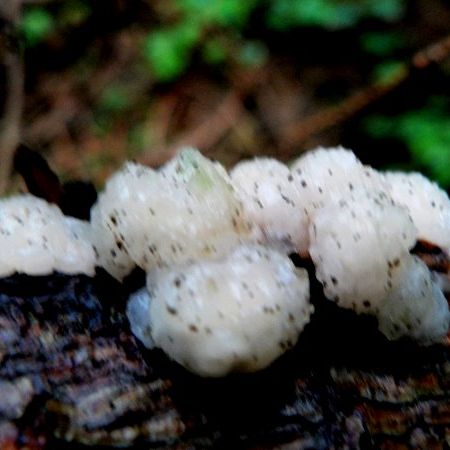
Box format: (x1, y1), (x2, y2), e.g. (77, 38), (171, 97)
(0, 270), (449, 450)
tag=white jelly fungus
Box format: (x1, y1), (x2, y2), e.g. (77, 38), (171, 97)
(0, 194), (96, 277)
(90, 162), (152, 280)
(91, 149), (250, 280)
(377, 255), (450, 344)
(291, 146), (387, 219)
(309, 191), (417, 314)
(230, 158), (309, 255)
(86, 146), (450, 354)
(127, 288), (155, 349)
(1, 146), (448, 360)
(127, 244), (312, 377)
(384, 171), (450, 250)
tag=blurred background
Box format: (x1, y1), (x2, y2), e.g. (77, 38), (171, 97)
(1, 0), (449, 191)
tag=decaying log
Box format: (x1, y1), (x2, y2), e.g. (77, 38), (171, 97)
(0, 268), (449, 449)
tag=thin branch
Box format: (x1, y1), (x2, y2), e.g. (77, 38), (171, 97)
(279, 33), (450, 155)
(412, 34), (450, 68)
(280, 72), (406, 151)
(0, 0), (24, 194)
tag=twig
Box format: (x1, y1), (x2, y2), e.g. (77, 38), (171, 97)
(412, 34), (450, 69)
(0, 0), (24, 194)
(279, 33), (450, 155)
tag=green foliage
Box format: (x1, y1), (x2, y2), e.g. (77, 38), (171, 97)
(175, 0), (258, 28)
(365, 99), (450, 187)
(360, 31), (406, 56)
(21, 8), (55, 47)
(142, 0), (407, 81)
(202, 37), (228, 65)
(144, 21), (201, 81)
(21, 1), (91, 48)
(266, 0), (405, 31)
(143, 0), (264, 81)
(144, 0), (267, 81)
(20, 0), (408, 82)
(371, 60), (406, 85)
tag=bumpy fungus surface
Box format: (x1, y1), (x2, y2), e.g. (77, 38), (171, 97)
(291, 146), (387, 219)
(309, 191), (417, 314)
(87, 146), (450, 362)
(230, 158), (309, 255)
(385, 172), (450, 251)
(90, 162), (151, 280)
(128, 244), (312, 377)
(91, 149), (250, 280)
(0, 194), (96, 276)
(377, 255), (450, 344)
